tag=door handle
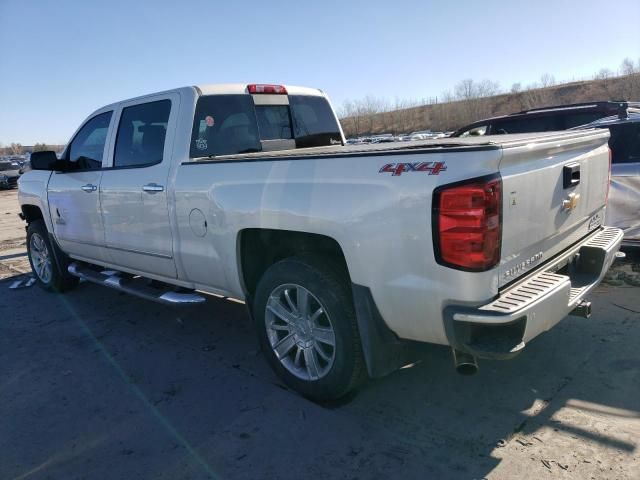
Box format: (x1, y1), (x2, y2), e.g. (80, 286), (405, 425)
(142, 183), (164, 193)
(563, 163), (580, 189)
(81, 184), (97, 193)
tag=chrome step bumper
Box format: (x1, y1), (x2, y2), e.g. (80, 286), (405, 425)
(68, 263), (206, 305)
(445, 226), (624, 359)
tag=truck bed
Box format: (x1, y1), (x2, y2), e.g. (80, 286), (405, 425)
(187, 130), (602, 163)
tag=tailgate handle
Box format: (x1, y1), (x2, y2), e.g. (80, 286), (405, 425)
(563, 163), (580, 189)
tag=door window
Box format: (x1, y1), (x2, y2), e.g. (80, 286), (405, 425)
(67, 111), (112, 170)
(114, 100), (171, 167)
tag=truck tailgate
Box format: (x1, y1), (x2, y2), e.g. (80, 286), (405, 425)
(497, 130), (610, 287)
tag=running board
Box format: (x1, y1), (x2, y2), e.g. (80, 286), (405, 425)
(67, 262), (206, 305)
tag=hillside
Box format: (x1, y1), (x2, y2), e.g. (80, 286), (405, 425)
(338, 73), (640, 137)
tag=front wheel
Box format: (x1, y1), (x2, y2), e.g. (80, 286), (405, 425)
(26, 220), (79, 292)
(253, 257), (365, 401)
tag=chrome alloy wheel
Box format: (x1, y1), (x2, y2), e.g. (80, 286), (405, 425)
(265, 284), (336, 381)
(29, 232), (52, 284)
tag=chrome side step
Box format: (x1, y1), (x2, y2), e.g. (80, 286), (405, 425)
(68, 262), (206, 305)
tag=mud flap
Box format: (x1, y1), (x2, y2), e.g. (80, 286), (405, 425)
(351, 283), (417, 378)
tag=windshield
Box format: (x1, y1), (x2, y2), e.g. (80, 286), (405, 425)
(190, 94), (342, 157)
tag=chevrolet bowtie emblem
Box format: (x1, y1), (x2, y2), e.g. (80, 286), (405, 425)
(562, 192), (580, 211)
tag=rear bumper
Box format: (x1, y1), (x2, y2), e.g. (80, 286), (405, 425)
(444, 226), (624, 360)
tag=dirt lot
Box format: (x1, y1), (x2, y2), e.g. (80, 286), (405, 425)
(1, 188), (639, 480)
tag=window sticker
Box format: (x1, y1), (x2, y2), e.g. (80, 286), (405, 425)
(195, 138), (208, 150)
(205, 115), (215, 127)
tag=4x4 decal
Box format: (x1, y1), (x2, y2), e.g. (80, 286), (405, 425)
(379, 161), (447, 176)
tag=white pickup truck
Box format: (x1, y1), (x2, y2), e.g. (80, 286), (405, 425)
(19, 83), (623, 401)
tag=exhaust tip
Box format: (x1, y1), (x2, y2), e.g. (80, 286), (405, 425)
(452, 349), (478, 375)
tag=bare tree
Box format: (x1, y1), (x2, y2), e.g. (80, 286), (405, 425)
(595, 68), (613, 80)
(511, 82), (522, 93)
(33, 143), (51, 152)
(539, 73), (556, 88)
(360, 95), (382, 134)
(338, 99), (362, 138)
(618, 58), (640, 99)
(620, 57), (636, 76)
(476, 79), (500, 98)
(9, 143), (23, 155)
(594, 68), (616, 98)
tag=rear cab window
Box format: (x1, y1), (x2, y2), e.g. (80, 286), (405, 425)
(190, 92), (342, 158)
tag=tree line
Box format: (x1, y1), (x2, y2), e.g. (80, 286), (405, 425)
(0, 143), (64, 156)
(338, 57), (640, 137)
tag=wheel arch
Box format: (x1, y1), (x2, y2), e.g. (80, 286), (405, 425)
(237, 228), (350, 301)
(21, 204), (45, 224)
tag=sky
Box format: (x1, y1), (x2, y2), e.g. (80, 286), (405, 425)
(1, 0), (639, 145)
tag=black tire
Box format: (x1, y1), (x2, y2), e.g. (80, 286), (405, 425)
(26, 219), (79, 293)
(253, 256), (365, 401)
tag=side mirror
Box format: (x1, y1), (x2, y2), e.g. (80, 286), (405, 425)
(30, 151), (59, 170)
(30, 151), (66, 171)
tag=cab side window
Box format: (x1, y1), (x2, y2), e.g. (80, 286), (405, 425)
(68, 111), (112, 170)
(114, 100), (171, 167)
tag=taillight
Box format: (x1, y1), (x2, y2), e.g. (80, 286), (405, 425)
(247, 84), (288, 94)
(433, 175), (502, 271)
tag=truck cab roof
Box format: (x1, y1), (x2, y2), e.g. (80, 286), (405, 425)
(96, 83), (326, 113)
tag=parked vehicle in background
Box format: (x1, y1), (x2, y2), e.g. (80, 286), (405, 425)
(19, 83), (622, 401)
(451, 100), (640, 245)
(574, 112), (640, 245)
(19, 160), (31, 174)
(451, 101), (640, 137)
(407, 130), (447, 140)
(0, 160), (21, 189)
(370, 135), (395, 143)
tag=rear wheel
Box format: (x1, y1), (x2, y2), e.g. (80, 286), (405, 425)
(26, 220), (79, 292)
(253, 256), (365, 401)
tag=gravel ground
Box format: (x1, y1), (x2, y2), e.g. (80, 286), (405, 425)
(1, 188), (639, 480)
